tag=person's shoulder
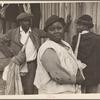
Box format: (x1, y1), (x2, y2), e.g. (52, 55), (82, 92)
(7, 27), (19, 33)
(93, 34), (100, 47)
(32, 27), (38, 30)
(31, 28), (39, 36)
(95, 34), (100, 41)
(39, 40), (55, 52)
(72, 34), (78, 41)
(32, 28), (47, 36)
(91, 32), (100, 38)
(39, 40), (49, 48)
(31, 28), (41, 32)
(91, 32), (100, 43)
(38, 40), (51, 57)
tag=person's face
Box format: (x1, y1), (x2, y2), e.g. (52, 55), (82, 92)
(20, 18), (32, 32)
(47, 21), (64, 43)
(76, 24), (88, 33)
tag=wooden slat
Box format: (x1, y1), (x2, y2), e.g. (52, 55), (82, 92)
(69, 3), (77, 44)
(82, 3), (97, 33)
(96, 2), (100, 34)
(40, 2), (100, 44)
(64, 3), (71, 43)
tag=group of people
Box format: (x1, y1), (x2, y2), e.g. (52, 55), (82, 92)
(0, 11), (100, 94)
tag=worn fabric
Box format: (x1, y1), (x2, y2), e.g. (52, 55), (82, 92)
(21, 60), (37, 94)
(34, 39), (85, 94)
(72, 31), (100, 88)
(0, 27), (46, 55)
(20, 27), (37, 62)
(3, 35), (30, 94)
(5, 61), (24, 95)
(0, 27), (46, 94)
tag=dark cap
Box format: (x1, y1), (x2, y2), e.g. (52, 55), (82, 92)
(44, 15), (65, 32)
(16, 12), (34, 21)
(76, 14), (94, 28)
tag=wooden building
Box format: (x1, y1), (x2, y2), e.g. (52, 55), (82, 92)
(0, 1), (100, 95)
(40, 2), (100, 44)
(0, 2), (100, 45)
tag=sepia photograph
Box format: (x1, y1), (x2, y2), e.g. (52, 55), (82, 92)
(0, 0), (100, 99)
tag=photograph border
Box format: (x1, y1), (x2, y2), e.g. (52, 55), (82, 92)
(0, 0), (100, 99)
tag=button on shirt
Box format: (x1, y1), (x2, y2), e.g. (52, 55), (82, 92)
(20, 27), (37, 62)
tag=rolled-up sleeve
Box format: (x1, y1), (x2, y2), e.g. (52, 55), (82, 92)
(41, 48), (76, 85)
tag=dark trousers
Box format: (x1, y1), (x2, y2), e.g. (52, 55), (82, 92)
(81, 85), (98, 93)
(21, 60), (38, 94)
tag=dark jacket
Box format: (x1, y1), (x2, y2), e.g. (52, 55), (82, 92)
(0, 27), (47, 56)
(72, 32), (100, 86)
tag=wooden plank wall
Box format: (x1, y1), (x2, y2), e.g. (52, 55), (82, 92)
(40, 2), (100, 44)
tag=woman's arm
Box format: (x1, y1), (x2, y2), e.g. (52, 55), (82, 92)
(41, 48), (76, 85)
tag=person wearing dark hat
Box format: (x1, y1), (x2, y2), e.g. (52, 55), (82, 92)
(34, 15), (86, 94)
(0, 12), (48, 94)
(72, 14), (100, 93)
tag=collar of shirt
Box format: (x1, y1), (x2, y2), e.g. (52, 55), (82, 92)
(20, 26), (31, 34)
(20, 26), (31, 45)
(47, 38), (70, 50)
(81, 30), (89, 34)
